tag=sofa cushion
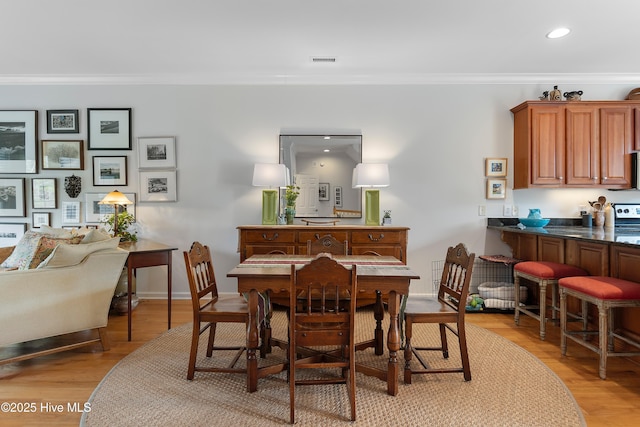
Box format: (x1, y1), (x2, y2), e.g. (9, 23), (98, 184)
(28, 235), (84, 269)
(38, 236), (121, 268)
(38, 225), (76, 238)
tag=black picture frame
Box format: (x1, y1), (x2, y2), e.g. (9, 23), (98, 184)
(46, 109), (79, 134)
(41, 139), (84, 170)
(87, 108), (132, 150)
(0, 178), (26, 217)
(93, 156), (128, 186)
(0, 110), (38, 174)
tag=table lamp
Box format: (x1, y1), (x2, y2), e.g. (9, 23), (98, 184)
(99, 190), (133, 237)
(252, 163), (288, 225)
(352, 163), (390, 226)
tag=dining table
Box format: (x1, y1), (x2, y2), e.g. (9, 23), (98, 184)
(226, 254), (420, 396)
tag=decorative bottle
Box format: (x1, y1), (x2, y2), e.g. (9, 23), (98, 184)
(604, 203), (615, 229)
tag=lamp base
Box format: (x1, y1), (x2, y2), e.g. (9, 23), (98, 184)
(364, 189), (380, 226)
(261, 189), (278, 225)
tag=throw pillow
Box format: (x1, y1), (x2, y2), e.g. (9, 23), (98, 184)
(28, 235), (84, 269)
(0, 231), (44, 270)
(38, 225), (76, 238)
(81, 229), (111, 243)
(38, 236), (121, 269)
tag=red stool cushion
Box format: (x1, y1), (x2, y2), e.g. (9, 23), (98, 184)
(514, 261), (588, 279)
(559, 276), (640, 300)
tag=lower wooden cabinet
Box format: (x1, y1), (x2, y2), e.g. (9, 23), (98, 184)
(237, 225), (409, 262)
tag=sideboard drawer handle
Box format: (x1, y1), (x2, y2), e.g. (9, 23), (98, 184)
(368, 233), (384, 242)
(262, 233), (279, 241)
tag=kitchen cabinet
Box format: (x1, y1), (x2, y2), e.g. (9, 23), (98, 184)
(512, 101), (638, 189)
(538, 235), (565, 262)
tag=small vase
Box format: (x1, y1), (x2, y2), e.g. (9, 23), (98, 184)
(594, 211), (605, 227)
(528, 209), (542, 219)
(285, 207), (295, 225)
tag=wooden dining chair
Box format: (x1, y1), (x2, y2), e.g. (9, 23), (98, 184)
(306, 234), (348, 255)
(288, 253), (357, 423)
(403, 243), (475, 383)
(183, 241), (249, 380)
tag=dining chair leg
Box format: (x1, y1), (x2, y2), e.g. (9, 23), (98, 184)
(206, 322), (216, 357)
(458, 320), (471, 381)
(403, 316), (414, 384)
(439, 323), (449, 358)
(187, 321), (200, 380)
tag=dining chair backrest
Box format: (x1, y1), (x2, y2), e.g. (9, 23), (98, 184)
(438, 242), (475, 312)
(307, 234), (348, 255)
(184, 241), (219, 312)
(288, 253), (357, 422)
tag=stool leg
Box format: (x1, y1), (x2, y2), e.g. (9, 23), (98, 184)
(607, 307), (615, 352)
(539, 280), (547, 341)
(514, 273), (521, 326)
(560, 288), (567, 355)
(598, 302), (607, 380)
(550, 280), (558, 322)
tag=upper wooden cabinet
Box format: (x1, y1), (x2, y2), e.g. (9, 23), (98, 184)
(511, 101), (639, 189)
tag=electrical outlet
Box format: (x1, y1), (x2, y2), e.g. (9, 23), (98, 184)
(513, 205), (519, 216)
(503, 205), (513, 216)
(478, 205), (486, 216)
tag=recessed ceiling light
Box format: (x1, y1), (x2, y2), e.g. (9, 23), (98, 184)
(546, 27), (571, 39)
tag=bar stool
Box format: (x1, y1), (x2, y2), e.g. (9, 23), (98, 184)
(514, 261), (588, 340)
(559, 276), (640, 379)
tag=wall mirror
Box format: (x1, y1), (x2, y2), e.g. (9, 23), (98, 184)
(280, 135), (362, 218)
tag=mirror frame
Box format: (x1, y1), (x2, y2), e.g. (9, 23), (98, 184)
(279, 134), (362, 219)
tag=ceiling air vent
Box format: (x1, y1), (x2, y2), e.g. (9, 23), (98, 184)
(311, 57), (336, 63)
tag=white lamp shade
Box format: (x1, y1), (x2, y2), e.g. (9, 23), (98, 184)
(99, 190), (133, 205)
(352, 163), (390, 188)
(252, 163), (288, 188)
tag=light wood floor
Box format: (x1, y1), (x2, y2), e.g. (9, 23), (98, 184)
(1, 300), (639, 426)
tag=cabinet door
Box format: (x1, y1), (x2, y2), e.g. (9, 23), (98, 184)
(565, 239), (609, 276)
(537, 235), (565, 262)
(600, 106), (632, 187)
(636, 108), (640, 151)
(565, 105), (599, 186)
(531, 106), (565, 185)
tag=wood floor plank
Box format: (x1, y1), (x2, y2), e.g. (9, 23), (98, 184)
(0, 300), (638, 426)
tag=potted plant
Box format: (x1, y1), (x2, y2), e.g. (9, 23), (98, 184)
(101, 211), (138, 242)
(382, 210), (392, 225)
(284, 185), (300, 225)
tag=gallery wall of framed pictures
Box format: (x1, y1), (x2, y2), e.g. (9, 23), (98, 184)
(0, 107), (178, 232)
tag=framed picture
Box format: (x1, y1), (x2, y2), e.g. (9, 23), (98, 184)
(93, 156), (128, 186)
(334, 186), (342, 207)
(486, 178), (507, 199)
(85, 192), (136, 223)
(318, 183), (330, 201)
(485, 158), (508, 177)
(137, 136), (176, 169)
(87, 108), (132, 150)
(32, 212), (51, 228)
(46, 109), (79, 134)
(0, 110), (37, 174)
(62, 201), (81, 224)
(0, 178), (26, 217)
(0, 223), (26, 246)
(139, 170), (177, 202)
(32, 178), (57, 209)
(41, 140), (84, 170)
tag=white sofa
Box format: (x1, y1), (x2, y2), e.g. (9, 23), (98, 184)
(0, 229), (128, 364)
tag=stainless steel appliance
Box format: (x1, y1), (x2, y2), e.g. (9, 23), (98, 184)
(613, 203), (640, 244)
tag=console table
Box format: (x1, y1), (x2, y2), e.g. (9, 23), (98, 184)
(118, 240), (178, 341)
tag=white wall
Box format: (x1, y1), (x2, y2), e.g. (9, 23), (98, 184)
(1, 83), (639, 298)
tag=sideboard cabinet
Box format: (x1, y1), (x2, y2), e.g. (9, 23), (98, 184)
(511, 100), (639, 189)
(237, 225), (409, 262)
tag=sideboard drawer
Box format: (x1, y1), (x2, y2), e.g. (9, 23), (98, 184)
(299, 231), (349, 243)
(351, 230), (402, 244)
(244, 230), (296, 243)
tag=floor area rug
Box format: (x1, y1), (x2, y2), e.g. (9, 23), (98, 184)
(81, 309), (585, 426)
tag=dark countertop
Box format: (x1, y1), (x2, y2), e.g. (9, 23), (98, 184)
(487, 218), (640, 247)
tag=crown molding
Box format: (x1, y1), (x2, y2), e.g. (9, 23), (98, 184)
(0, 73), (639, 85)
